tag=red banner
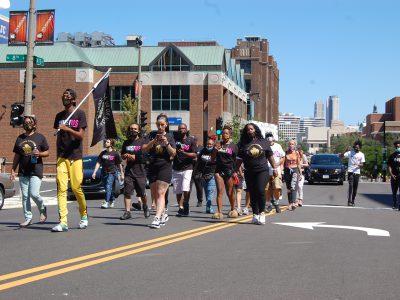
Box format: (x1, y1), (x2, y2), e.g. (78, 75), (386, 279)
(8, 11), (27, 46)
(35, 10), (55, 45)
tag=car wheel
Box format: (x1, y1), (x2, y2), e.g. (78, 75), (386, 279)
(338, 180), (344, 185)
(0, 186), (4, 210)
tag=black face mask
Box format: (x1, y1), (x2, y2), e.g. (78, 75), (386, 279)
(62, 99), (73, 107)
(353, 148), (360, 153)
(23, 123), (35, 131)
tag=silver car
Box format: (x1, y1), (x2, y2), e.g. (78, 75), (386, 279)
(0, 173), (16, 209)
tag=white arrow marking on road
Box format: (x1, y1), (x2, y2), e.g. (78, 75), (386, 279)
(273, 222), (390, 237)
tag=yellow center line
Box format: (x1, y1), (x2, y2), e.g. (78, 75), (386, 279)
(0, 215), (255, 291)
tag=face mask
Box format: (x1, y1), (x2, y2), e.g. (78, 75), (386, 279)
(206, 146), (213, 151)
(353, 148), (359, 153)
(396, 147), (400, 153)
(23, 123), (34, 131)
(63, 99), (73, 107)
(289, 145), (295, 151)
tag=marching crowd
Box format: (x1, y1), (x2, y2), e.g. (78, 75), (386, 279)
(11, 88), (381, 232)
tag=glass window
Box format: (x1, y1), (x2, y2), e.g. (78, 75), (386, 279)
(240, 60), (251, 74)
(151, 48), (190, 71)
(110, 86), (133, 111)
(245, 79), (251, 93)
(152, 85), (190, 111)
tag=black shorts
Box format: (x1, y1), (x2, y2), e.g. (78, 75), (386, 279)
(148, 163), (172, 184)
(124, 174), (146, 197)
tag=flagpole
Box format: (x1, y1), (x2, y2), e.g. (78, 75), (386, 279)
(54, 68), (112, 136)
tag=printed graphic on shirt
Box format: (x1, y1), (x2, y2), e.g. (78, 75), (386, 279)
(218, 146), (233, 155)
(247, 144), (263, 158)
(155, 144), (166, 155)
(176, 142), (190, 151)
(19, 139), (38, 155)
(102, 153), (116, 161)
(125, 145), (142, 153)
(58, 118), (81, 129)
(201, 154), (211, 162)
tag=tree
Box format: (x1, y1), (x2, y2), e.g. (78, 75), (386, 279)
(114, 94), (138, 150)
(225, 115), (243, 143)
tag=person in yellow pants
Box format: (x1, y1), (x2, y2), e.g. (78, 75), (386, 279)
(52, 89), (88, 232)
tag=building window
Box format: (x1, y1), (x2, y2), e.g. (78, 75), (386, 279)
(151, 48), (191, 71)
(152, 85), (190, 111)
(240, 60), (251, 74)
(110, 86), (134, 111)
(245, 79), (251, 93)
(228, 93), (233, 113)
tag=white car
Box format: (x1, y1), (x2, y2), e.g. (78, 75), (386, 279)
(0, 173), (16, 209)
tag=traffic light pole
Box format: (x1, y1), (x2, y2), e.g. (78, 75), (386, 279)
(24, 0), (36, 116)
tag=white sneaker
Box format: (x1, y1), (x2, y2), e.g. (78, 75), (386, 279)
(242, 207), (249, 215)
(160, 213), (169, 226)
(101, 201), (109, 209)
(252, 214), (260, 224)
(51, 223), (69, 232)
(149, 216), (161, 229)
(109, 202), (115, 208)
(259, 212), (266, 225)
(79, 217), (88, 229)
(236, 207), (243, 216)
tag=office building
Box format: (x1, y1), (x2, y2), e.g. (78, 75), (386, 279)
(326, 95), (340, 127)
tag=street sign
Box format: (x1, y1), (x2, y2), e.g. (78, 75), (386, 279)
(169, 117), (182, 125)
(34, 56), (44, 66)
(6, 54), (27, 62)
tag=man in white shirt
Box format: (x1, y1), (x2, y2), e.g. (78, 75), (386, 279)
(265, 133), (285, 213)
(340, 141), (365, 206)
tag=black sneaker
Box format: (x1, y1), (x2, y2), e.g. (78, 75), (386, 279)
(265, 205), (273, 213)
(176, 207), (185, 217)
(274, 204), (281, 213)
(196, 201), (203, 207)
(183, 204), (190, 216)
(132, 202), (142, 211)
(120, 211), (132, 220)
(143, 205), (150, 218)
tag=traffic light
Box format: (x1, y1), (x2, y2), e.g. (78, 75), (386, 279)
(216, 116), (223, 135)
(10, 103), (24, 127)
(140, 110), (148, 128)
(24, 72), (37, 101)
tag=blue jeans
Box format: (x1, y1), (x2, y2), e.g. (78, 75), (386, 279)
(203, 176), (216, 208)
(102, 173), (116, 203)
(19, 176), (45, 221)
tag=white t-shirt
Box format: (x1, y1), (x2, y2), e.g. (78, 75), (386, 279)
(268, 143), (285, 175)
(344, 150), (365, 174)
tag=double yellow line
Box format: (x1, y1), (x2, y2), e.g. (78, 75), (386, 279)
(0, 212), (274, 292)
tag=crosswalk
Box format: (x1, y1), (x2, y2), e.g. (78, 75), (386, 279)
(3, 196), (61, 210)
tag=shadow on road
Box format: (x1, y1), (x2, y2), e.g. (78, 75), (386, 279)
(360, 193), (392, 207)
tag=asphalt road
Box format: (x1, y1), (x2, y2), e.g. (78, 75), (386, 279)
(0, 179), (399, 300)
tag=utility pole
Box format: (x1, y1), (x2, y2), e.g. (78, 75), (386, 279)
(136, 36), (142, 124)
(24, 0), (36, 116)
(383, 120), (387, 182)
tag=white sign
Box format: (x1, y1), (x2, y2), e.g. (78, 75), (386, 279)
(273, 222), (390, 237)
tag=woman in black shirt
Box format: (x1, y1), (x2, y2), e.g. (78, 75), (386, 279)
(237, 123), (277, 225)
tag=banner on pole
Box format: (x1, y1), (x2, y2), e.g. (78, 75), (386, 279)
(90, 74), (118, 147)
(35, 10), (55, 45)
(8, 11), (27, 46)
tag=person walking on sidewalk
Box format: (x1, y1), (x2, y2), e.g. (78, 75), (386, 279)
(92, 138), (124, 210)
(283, 139), (302, 211)
(52, 89), (88, 232)
(120, 123), (150, 219)
(387, 140), (400, 210)
(10, 115), (49, 227)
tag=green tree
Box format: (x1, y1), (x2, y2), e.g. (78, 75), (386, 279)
(226, 115), (243, 143)
(114, 94), (138, 150)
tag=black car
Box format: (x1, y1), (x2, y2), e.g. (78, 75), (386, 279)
(306, 154), (345, 185)
(67, 155), (124, 200)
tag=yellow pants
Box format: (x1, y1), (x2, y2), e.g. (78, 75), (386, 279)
(56, 158), (87, 225)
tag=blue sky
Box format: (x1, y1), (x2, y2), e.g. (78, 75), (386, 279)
(2, 0), (400, 126)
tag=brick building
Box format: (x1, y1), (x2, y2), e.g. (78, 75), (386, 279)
(231, 36), (279, 124)
(0, 41), (248, 173)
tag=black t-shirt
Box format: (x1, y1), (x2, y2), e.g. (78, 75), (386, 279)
(388, 152), (400, 176)
(173, 136), (198, 171)
(121, 138), (146, 178)
(96, 149), (122, 174)
(197, 147), (216, 176)
(215, 142), (238, 172)
(146, 132), (176, 166)
(13, 132), (49, 179)
(237, 138), (273, 172)
(53, 109), (87, 160)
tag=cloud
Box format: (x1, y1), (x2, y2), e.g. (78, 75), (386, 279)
(0, 0), (10, 9)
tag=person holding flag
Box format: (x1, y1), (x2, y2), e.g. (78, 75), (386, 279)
(52, 89), (88, 232)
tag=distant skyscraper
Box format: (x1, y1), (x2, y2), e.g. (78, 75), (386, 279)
(326, 95), (340, 127)
(314, 101), (324, 119)
(278, 113), (301, 140)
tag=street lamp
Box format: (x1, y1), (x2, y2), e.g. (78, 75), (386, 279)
(135, 36), (143, 124)
(382, 120), (387, 182)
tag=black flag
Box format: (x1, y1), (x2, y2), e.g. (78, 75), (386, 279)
(90, 74), (117, 147)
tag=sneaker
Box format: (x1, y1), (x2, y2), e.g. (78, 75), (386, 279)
(236, 207), (243, 216)
(206, 206), (214, 214)
(274, 204), (281, 213)
(109, 202), (115, 208)
(101, 201), (110, 209)
(196, 201), (203, 207)
(252, 214), (260, 224)
(143, 204), (150, 218)
(132, 202), (142, 211)
(120, 211), (132, 220)
(160, 213), (169, 226)
(265, 205), (273, 213)
(242, 207), (249, 215)
(19, 219), (32, 228)
(39, 206), (47, 223)
(79, 217), (88, 229)
(51, 223), (69, 232)
(259, 212), (266, 225)
(149, 216), (161, 229)
(176, 207), (185, 217)
(183, 204), (190, 216)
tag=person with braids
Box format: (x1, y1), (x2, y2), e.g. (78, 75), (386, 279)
(236, 123), (277, 225)
(211, 125), (238, 219)
(10, 115), (49, 227)
(142, 114), (176, 228)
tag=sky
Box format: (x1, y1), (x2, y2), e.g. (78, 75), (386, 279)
(1, 0), (400, 126)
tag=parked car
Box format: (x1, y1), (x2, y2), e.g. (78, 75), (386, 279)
(67, 155), (124, 200)
(0, 173), (16, 209)
(306, 154), (345, 185)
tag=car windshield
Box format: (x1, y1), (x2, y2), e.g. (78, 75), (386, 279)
(311, 155), (341, 165)
(83, 157), (97, 169)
